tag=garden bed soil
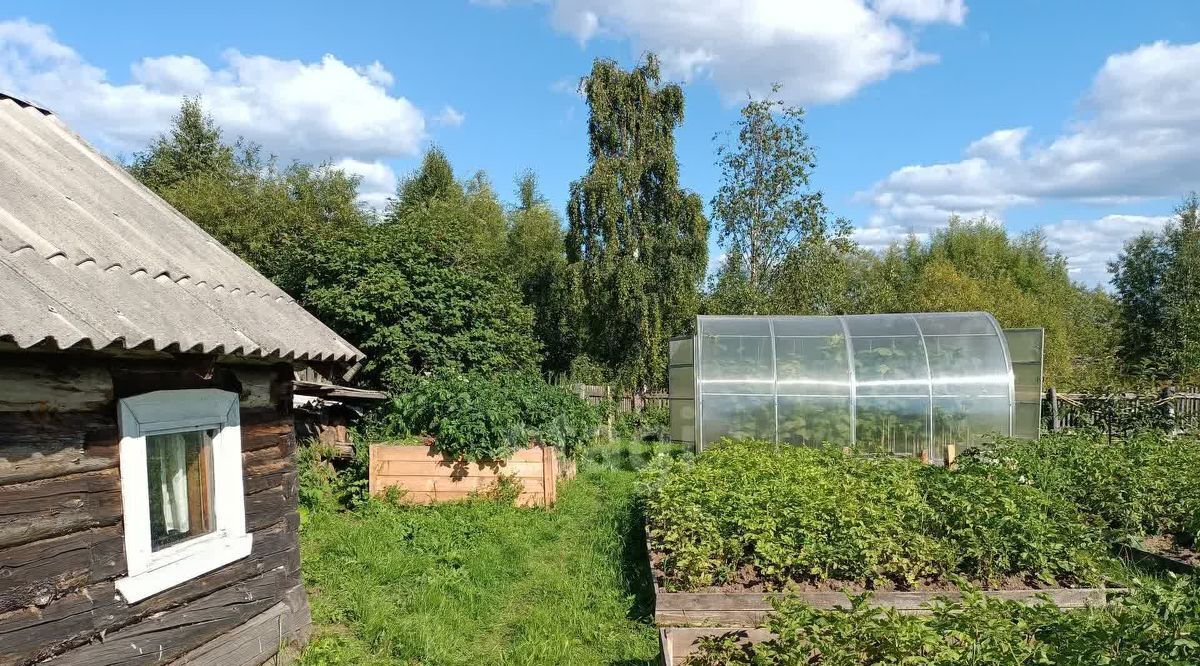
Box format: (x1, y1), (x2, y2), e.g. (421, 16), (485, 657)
(1116, 534), (1200, 574)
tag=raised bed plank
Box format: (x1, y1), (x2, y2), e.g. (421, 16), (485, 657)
(1116, 542), (1198, 575)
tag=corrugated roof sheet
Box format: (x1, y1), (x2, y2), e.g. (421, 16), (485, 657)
(0, 93), (363, 363)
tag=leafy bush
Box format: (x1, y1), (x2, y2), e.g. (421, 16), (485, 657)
(297, 439), (374, 513)
(688, 576), (1200, 665)
(641, 439), (1102, 591)
(614, 405), (670, 442)
(372, 372), (600, 462)
(966, 431), (1200, 544)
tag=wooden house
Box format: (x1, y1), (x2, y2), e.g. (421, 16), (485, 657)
(0, 93), (363, 664)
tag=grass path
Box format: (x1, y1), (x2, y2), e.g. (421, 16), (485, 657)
(297, 468), (660, 665)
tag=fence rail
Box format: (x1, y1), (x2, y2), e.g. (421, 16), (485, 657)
(567, 384), (669, 413)
(1045, 387), (1200, 436)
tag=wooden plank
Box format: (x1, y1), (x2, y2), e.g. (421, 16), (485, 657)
(393, 490), (546, 506)
(0, 360), (112, 412)
(663, 627), (775, 665)
(0, 411), (118, 485)
(46, 567), (292, 666)
(372, 459), (546, 477)
(1116, 543), (1198, 575)
(0, 524), (123, 614)
(654, 588), (1112, 626)
(175, 584), (310, 666)
(370, 475), (545, 493)
(0, 518), (301, 665)
(0, 467), (122, 548)
(542, 442), (556, 505)
(369, 444), (545, 464)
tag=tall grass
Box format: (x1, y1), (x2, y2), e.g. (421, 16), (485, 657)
(298, 465), (659, 665)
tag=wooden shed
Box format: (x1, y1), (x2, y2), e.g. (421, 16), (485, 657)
(0, 93), (364, 664)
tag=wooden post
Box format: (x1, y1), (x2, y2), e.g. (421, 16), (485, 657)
(918, 449), (930, 465)
(606, 385), (614, 441)
(542, 444), (557, 506)
(1047, 387), (1060, 433)
(945, 444), (957, 470)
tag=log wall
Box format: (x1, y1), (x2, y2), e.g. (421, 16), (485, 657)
(0, 351), (310, 665)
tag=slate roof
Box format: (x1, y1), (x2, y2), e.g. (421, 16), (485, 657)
(0, 93), (363, 363)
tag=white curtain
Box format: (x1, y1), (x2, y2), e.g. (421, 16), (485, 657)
(157, 432), (190, 534)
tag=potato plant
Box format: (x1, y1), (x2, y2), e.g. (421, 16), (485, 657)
(688, 577), (1200, 665)
(641, 439), (1102, 591)
(966, 431), (1200, 545)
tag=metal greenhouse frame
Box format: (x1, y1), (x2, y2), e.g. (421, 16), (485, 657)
(668, 312), (1043, 463)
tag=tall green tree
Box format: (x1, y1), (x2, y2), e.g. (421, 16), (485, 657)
(132, 99), (540, 390)
(130, 97), (233, 191)
(1112, 193), (1200, 381)
(565, 54), (709, 390)
(711, 85), (848, 297)
(506, 171), (577, 374)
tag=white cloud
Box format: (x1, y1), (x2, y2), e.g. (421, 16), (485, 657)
(334, 158), (399, 211)
(0, 18), (431, 204)
(1042, 214), (1171, 287)
(434, 105), (466, 127)
(861, 41), (1200, 234)
(482, 0), (966, 104)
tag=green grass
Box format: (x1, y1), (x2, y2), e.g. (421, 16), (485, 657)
(297, 464), (660, 665)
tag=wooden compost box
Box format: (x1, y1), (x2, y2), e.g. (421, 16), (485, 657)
(646, 533), (1115, 665)
(369, 442), (572, 506)
(1116, 540), (1200, 575)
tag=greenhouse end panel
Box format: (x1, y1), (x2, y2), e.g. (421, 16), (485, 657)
(673, 313), (1042, 462)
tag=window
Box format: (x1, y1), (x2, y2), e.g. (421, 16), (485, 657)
(116, 389), (252, 603)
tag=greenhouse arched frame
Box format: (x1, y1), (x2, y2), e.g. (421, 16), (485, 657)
(667, 312), (1044, 463)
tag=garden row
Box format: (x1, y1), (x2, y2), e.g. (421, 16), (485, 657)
(641, 433), (1200, 664)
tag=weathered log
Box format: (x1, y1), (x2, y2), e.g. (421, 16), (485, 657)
(176, 584), (311, 666)
(44, 566), (292, 666)
(0, 467), (122, 548)
(0, 518), (300, 665)
(0, 411), (118, 485)
(0, 524), (124, 614)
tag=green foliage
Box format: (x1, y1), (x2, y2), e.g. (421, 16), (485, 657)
(689, 576), (1200, 665)
(566, 54), (709, 390)
(614, 406), (670, 442)
(709, 85), (856, 316)
(132, 100), (545, 389)
(641, 440), (1102, 591)
(297, 438), (378, 513)
(298, 469), (660, 665)
(967, 431), (1200, 545)
(1112, 193), (1200, 382)
(506, 171), (578, 375)
(375, 372), (600, 462)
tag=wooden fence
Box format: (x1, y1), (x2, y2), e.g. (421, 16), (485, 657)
(567, 384), (669, 413)
(1045, 387), (1200, 436)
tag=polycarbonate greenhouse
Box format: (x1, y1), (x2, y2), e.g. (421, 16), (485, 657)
(668, 313), (1043, 463)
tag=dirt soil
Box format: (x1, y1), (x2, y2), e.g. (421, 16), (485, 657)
(649, 549), (1080, 594)
(1141, 534), (1200, 567)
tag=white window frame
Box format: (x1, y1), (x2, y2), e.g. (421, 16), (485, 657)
(115, 388), (252, 603)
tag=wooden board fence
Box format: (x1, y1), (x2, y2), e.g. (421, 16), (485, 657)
(1046, 387), (1200, 435)
(369, 443), (565, 506)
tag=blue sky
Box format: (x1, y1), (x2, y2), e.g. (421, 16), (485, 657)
(1, 1), (1197, 286)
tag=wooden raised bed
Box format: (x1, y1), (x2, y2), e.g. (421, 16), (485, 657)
(1115, 540), (1199, 575)
(369, 442), (573, 507)
(646, 531), (1117, 665)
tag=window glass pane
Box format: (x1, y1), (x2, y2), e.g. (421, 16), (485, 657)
(699, 316), (771, 337)
(669, 365), (694, 399)
(1014, 402), (1042, 440)
(699, 333), (773, 395)
(670, 399), (695, 444)
(771, 316), (844, 337)
(933, 397), (1010, 452)
(912, 312), (995, 336)
(775, 335), (851, 397)
(924, 334), (1010, 398)
(855, 397), (930, 458)
(778, 396), (852, 447)
(844, 314), (919, 338)
(146, 429), (215, 551)
(668, 337), (694, 367)
(701, 395), (774, 448)
(1013, 363), (1043, 402)
(851, 336), (930, 396)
